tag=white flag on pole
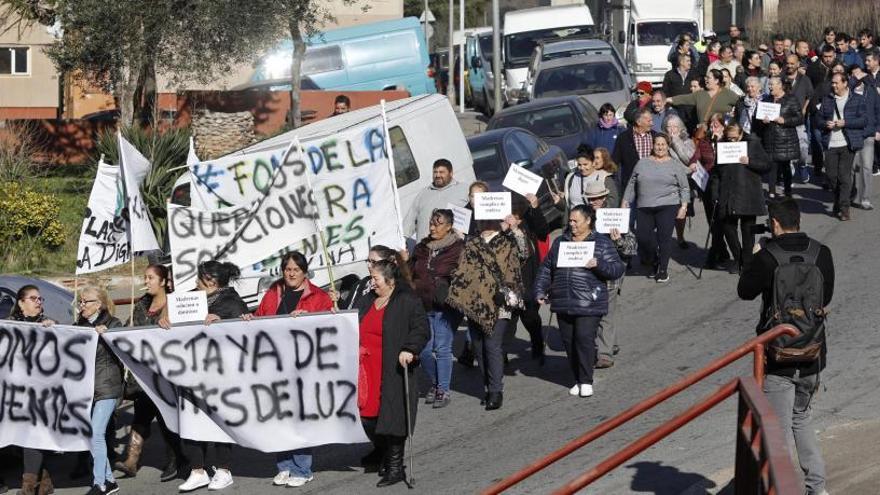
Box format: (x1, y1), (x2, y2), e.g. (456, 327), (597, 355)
(118, 132), (161, 253)
(75, 160), (131, 274)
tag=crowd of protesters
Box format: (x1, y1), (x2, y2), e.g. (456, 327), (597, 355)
(1, 23), (870, 495)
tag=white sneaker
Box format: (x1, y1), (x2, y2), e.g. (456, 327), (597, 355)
(208, 468), (234, 490)
(569, 384), (581, 396)
(579, 384), (594, 397)
(272, 471), (290, 486)
(287, 475), (314, 487)
(179, 470), (211, 492)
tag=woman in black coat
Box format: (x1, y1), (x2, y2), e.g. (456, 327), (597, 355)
(759, 76), (803, 197)
(712, 123), (771, 273)
(356, 260), (429, 488)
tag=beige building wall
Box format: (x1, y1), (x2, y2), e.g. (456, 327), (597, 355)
(0, 23), (60, 118)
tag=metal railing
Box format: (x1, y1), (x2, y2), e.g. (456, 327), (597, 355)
(483, 324), (801, 495)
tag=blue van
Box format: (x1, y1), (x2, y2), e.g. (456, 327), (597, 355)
(247, 17), (436, 96)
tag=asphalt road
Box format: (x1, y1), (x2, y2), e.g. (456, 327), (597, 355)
(3, 176), (878, 495)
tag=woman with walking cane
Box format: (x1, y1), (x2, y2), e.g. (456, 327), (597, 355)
(356, 259), (429, 487)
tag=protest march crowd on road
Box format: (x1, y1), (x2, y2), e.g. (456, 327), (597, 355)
(4, 23), (874, 495)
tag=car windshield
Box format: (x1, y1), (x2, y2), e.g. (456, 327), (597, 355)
(544, 47), (610, 61)
(493, 105), (578, 139)
(533, 61), (623, 98)
(505, 26), (595, 68)
(478, 35), (493, 59)
(637, 21), (698, 46)
(470, 144), (505, 181)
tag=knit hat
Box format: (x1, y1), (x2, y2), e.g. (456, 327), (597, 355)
(583, 179), (610, 199)
(636, 81), (653, 94)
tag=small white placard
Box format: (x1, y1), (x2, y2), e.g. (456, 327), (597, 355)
(716, 142), (748, 164)
(756, 101), (781, 121)
(167, 291), (209, 324)
(595, 208), (631, 234)
(692, 162), (709, 192)
(502, 164), (544, 196)
(473, 192), (512, 220)
(447, 203), (472, 233)
(557, 241), (596, 268)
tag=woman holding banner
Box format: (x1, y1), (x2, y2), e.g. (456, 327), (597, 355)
(356, 259), (429, 487)
(179, 261), (248, 492)
(447, 218), (526, 411)
(252, 251), (332, 489)
(7, 285), (56, 495)
(534, 204), (625, 398)
(712, 123), (771, 273)
(75, 285), (123, 495)
(410, 209), (465, 409)
(115, 264), (184, 482)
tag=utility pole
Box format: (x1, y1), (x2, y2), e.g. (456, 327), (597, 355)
(459, 0), (465, 113)
(492, 0), (502, 113)
(448, 0), (456, 106)
(424, 0), (429, 47)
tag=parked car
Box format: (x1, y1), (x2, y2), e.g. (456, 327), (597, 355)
(528, 54), (630, 113)
(0, 275), (74, 323)
(467, 30), (504, 116)
(467, 128), (566, 226)
(523, 38), (632, 98)
(487, 95), (598, 162)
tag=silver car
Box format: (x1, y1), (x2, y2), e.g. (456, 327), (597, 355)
(528, 53), (631, 111)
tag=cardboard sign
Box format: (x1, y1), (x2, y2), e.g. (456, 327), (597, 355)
(167, 291), (209, 324)
(447, 203), (472, 233)
(692, 162), (710, 192)
(557, 241), (596, 268)
(755, 101), (781, 121)
(716, 142), (748, 164)
(502, 164), (543, 197)
(595, 208), (631, 234)
(473, 192), (512, 220)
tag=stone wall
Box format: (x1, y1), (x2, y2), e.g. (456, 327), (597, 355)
(191, 110), (257, 159)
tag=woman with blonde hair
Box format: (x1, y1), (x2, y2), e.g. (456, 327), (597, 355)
(593, 147), (619, 175)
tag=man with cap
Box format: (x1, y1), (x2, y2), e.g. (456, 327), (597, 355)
(623, 81), (655, 125)
(583, 180), (636, 369)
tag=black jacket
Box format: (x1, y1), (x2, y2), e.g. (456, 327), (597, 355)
(737, 233), (834, 376)
(207, 287), (248, 320)
(520, 206), (551, 300)
(711, 136), (772, 217)
(662, 68), (698, 98)
(75, 310), (124, 401)
(357, 285), (429, 437)
(611, 128), (658, 193)
(758, 94), (802, 161)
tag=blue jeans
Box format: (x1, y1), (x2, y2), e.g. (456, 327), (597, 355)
(420, 310), (456, 392)
(276, 449), (312, 478)
(91, 398), (118, 487)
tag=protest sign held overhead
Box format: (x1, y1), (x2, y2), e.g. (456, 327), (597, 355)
(0, 322), (99, 451)
(502, 164), (543, 197)
(118, 133), (161, 253)
(473, 192), (512, 220)
(101, 312), (369, 452)
(76, 161), (131, 274)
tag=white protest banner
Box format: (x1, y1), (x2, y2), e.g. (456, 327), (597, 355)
(101, 312), (368, 452)
(595, 208), (631, 234)
(755, 101), (781, 121)
(448, 203), (472, 234)
(716, 142), (748, 164)
(502, 164), (543, 197)
(118, 133), (160, 253)
(474, 192), (512, 220)
(189, 148), (286, 210)
(76, 161), (131, 274)
(167, 291), (209, 324)
(0, 322), (98, 451)
(557, 241), (596, 268)
(692, 162), (710, 192)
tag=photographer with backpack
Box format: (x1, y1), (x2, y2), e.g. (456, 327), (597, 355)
(737, 198), (834, 495)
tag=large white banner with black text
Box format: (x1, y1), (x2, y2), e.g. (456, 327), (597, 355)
(0, 322), (99, 451)
(101, 312), (368, 452)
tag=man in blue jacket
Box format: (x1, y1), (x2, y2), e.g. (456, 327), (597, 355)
(851, 59), (880, 210)
(816, 73), (867, 221)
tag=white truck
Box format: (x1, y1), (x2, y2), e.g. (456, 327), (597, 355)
(502, 4), (595, 106)
(618, 0), (703, 86)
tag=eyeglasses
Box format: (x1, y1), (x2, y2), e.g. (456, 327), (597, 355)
(78, 299), (98, 306)
(24, 296), (44, 303)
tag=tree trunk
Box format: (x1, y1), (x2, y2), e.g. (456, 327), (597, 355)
(117, 62), (139, 129)
(288, 19), (306, 129)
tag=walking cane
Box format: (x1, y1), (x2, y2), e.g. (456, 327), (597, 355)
(402, 361), (415, 489)
(697, 199), (720, 280)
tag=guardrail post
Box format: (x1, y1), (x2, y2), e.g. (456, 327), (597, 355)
(734, 387), (758, 495)
(753, 344), (765, 388)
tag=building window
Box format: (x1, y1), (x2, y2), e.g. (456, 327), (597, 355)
(0, 47), (30, 75)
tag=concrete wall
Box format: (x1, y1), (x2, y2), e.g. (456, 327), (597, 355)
(0, 24), (60, 119)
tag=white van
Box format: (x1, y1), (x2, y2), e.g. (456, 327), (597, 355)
(170, 94), (474, 308)
(502, 4), (595, 106)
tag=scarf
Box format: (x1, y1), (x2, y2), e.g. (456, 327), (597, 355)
(598, 117), (620, 129)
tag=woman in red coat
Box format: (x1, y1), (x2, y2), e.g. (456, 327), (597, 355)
(253, 251), (332, 489)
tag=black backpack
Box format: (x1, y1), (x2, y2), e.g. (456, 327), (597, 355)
(763, 240), (827, 363)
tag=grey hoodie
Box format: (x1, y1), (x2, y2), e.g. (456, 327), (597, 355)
(403, 179), (469, 241)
